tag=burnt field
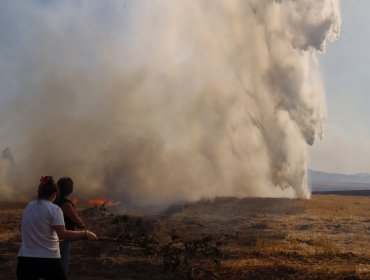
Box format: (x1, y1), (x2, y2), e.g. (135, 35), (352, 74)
(1, 195), (369, 279)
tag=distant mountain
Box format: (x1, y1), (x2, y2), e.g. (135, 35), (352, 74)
(308, 170), (370, 192)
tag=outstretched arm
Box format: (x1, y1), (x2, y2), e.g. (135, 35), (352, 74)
(53, 225), (97, 240)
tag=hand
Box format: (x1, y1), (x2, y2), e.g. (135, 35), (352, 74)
(86, 230), (98, 240)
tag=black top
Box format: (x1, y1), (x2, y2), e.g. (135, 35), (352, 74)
(55, 197), (75, 230)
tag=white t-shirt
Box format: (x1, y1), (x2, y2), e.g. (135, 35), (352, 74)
(18, 199), (65, 258)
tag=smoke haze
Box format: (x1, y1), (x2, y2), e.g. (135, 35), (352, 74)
(0, 0), (340, 205)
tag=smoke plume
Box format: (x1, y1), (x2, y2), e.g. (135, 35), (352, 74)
(0, 0), (340, 205)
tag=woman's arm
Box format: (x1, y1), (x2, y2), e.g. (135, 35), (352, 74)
(61, 202), (85, 228)
(53, 225), (97, 240)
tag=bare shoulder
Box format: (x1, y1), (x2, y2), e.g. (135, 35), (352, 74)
(61, 201), (75, 212)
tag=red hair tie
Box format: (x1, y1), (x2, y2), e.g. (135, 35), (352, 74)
(40, 176), (48, 184)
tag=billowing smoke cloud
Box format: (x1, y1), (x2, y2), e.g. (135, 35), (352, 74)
(0, 0), (340, 205)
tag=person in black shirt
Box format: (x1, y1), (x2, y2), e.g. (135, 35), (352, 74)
(55, 177), (85, 275)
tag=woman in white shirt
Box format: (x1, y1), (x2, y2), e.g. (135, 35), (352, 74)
(17, 176), (98, 280)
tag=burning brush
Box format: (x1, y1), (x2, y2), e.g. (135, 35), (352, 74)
(88, 198), (120, 208)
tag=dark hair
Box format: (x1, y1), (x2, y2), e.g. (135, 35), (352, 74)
(57, 177), (74, 197)
(38, 176), (58, 199)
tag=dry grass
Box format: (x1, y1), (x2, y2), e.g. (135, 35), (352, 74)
(0, 231), (18, 242)
(298, 195), (370, 218)
(312, 235), (340, 255)
(0, 195), (369, 279)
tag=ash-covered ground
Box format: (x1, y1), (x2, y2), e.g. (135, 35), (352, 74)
(1, 195), (369, 279)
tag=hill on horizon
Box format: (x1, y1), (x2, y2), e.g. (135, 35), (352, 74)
(308, 169), (370, 192)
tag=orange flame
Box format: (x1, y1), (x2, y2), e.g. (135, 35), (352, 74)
(72, 197), (79, 206)
(88, 198), (120, 207)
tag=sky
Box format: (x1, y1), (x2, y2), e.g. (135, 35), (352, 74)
(309, 0), (370, 174)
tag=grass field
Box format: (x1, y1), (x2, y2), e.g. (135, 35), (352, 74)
(0, 195), (369, 279)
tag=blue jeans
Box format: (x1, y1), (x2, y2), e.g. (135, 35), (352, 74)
(59, 240), (71, 274)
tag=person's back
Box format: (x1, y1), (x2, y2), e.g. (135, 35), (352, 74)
(19, 199), (63, 258)
(55, 196), (78, 230)
(55, 176), (85, 275)
(17, 176), (67, 280)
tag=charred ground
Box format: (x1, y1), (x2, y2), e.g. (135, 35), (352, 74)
(0, 195), (369, 279)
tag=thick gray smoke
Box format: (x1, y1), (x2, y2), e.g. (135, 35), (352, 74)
(0, 0), (340, 205)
